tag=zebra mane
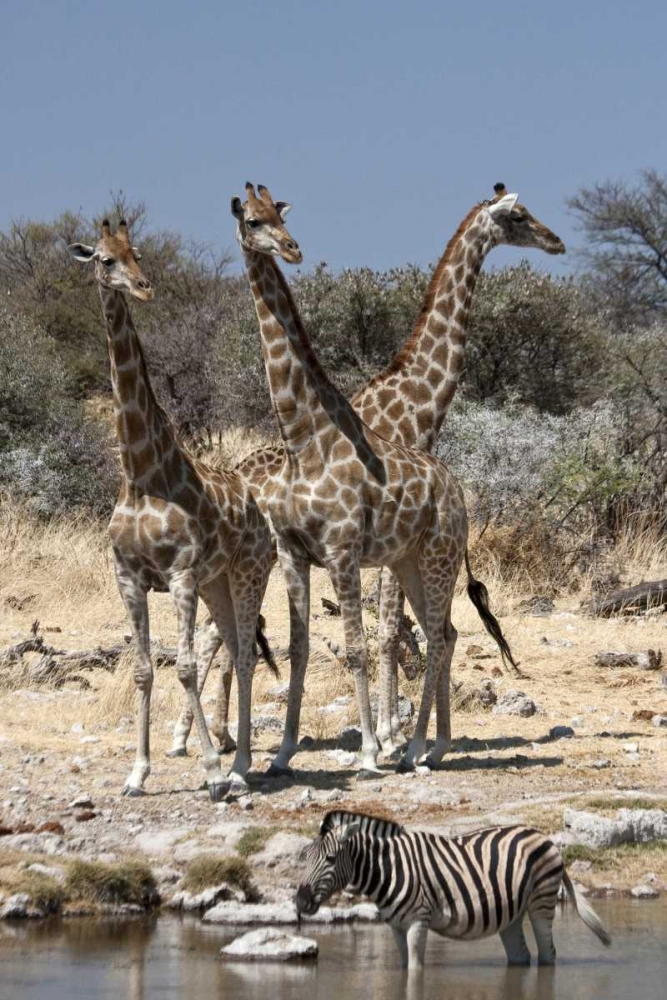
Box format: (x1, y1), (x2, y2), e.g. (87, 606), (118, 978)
(320, 810), (405, 839)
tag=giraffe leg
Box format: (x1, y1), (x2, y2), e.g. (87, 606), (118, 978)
(225, 567), (265, 792)
(169, 571), (227, 801)
(167, 621), (223, 757)
(211, 645), (237, 754)
(267, 545), (310, 776)
(393, 542), (456, 772)
(116, 570), (153, 796)
(326, 553), (380, 774)
(376, 568), (407, 754)
(423, 618), (457, 768)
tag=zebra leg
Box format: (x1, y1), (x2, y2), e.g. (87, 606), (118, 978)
(406, 922), (429, 970)
(391, 926), (409, 968)
(528, 908), (557, 965)
(499, 918), (531, 966)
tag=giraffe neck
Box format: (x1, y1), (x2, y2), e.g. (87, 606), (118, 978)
(244, 250), (369, 464)
(100, 286), (179, 488)
(355, 204), (495, 451)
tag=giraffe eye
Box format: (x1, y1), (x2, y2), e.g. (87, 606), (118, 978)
(246, 219), (261, 230)
(102, 257), (115, 267)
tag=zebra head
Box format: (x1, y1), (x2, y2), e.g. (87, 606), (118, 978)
(295, 819), (362, 916)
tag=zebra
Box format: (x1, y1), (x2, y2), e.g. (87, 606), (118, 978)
(295, 810), (611, 969)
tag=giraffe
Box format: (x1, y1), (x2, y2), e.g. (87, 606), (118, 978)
(170, 184), (564, 758)
(212, 182), (517, 777)
(67, 218), (274, 797)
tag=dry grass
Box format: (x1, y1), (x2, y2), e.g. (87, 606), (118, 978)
(235, 827), (273, 858)
(65, 859), (156, 907)
(180, 855), (252, 894)
(195, 426), (278, 470)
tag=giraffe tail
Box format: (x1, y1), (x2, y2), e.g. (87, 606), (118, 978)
(255, 614), (280, 678)
(464, 549), (526, 679)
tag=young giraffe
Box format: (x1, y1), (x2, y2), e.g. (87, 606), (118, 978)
(68, 219), (274, 798)
(214, 182), (516, 777)
(170, 185), (564, 758)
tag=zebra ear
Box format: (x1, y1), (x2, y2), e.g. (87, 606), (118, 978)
(338, 821), (361, 843)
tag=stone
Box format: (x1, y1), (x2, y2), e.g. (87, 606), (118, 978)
(221, 927), (318, 962)
(4, 833), (64, 856)
(0, 893), (43, 919)
(622, 743), (639, 754)
(253, 832), (311, 867)
(519, 596), (555, 616)
(68, 795), (94, 809)
(540, 637), (574, 648)
(152, 867), (183, 887)
(591, 758), (612, 770)
(563, 808), (667, 849)
(268, 682), (291, 703)
(369, 693), (415, 724)
(168, 883), (245, 912)
(337, 727), (362, 751)
(134, 828), (190, 857)
(631, 884), (659, 899)
(26, 863), (65, 883)
(296, 787), (314, 807)
(205, 822), (255, 848)
(324, 789), (344, 803)
(492, 690), (539, 718)
(549, 726), (575, 740)
(204, 900), (379, 926)
(652, 716), (667, 728)
(325, 749), (356, 767)
(318, 695), (352, 714)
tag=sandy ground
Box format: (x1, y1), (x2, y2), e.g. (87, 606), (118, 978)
(1, 517), (666, 893)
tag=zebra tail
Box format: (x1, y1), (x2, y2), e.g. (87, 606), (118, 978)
(562, 870), (611, 947)
(256, 614), (280, 679)
(464, 549), (523, 677)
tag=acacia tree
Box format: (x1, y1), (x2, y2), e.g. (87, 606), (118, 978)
(569, 169), (667, 327)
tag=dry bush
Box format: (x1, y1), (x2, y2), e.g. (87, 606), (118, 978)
(181, 855), (252, 894)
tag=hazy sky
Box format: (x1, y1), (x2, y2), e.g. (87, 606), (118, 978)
(1, 1), (665, 275)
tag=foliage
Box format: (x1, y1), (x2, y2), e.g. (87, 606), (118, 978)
(569, 169), (667, 327)
(235, 826), (272, 858)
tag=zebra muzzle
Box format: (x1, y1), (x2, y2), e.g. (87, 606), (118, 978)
(295, 884), (314, 915)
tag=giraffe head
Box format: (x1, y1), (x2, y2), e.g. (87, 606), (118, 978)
(485, 183), (565, 255)
(231, 183), (303, 264)
(67, 219), (154, 302)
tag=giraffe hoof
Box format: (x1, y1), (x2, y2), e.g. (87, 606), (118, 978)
(215, 738), (237, 756)
(207, 780), (231, 803)
(121, 785), (147, 797)
(357, 768), (383, 782)
(266, 764), (295, 779)
(165, 747), (188, 758)
(229, 778), (250, 796)
(422, 756), (441, 771)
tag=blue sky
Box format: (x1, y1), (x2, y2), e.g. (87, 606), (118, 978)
(1, 1), (665, 276)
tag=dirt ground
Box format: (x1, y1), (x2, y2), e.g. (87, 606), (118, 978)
(1, 511), (666, 892)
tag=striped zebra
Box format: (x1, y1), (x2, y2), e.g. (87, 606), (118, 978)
(295, 811), (611, 969)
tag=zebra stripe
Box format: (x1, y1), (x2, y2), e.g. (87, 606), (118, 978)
(296, 811), (610, 967)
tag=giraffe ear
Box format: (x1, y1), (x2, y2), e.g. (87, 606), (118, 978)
(337, 821), (361, 843)
(275, 201), (292, 220)
(231, 197), (244, 219)
(488, 193), (519, 219)
(67, 242), (97, 263)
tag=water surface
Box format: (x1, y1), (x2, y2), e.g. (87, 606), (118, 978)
(0, 899), (665, 1000)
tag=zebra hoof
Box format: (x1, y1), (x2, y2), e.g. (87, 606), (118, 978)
(165, 747), (188, 758)
(396, 758), (416, 774)
(121, 785), (147, 797)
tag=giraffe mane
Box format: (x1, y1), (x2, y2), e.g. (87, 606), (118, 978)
(362, 200), (488, 388)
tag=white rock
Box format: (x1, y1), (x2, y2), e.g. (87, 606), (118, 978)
(563, 807), (667, 848)
(492, 690), (539, 718)
(622, 743), (639, 754)
(254, 832), (311, 867)
(133, 828), (190, 856)
(221, 927), (318, 962)
(631, 884), (659, 899)
(204, 901), (298, 925)
(26, 863), (65, 883)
